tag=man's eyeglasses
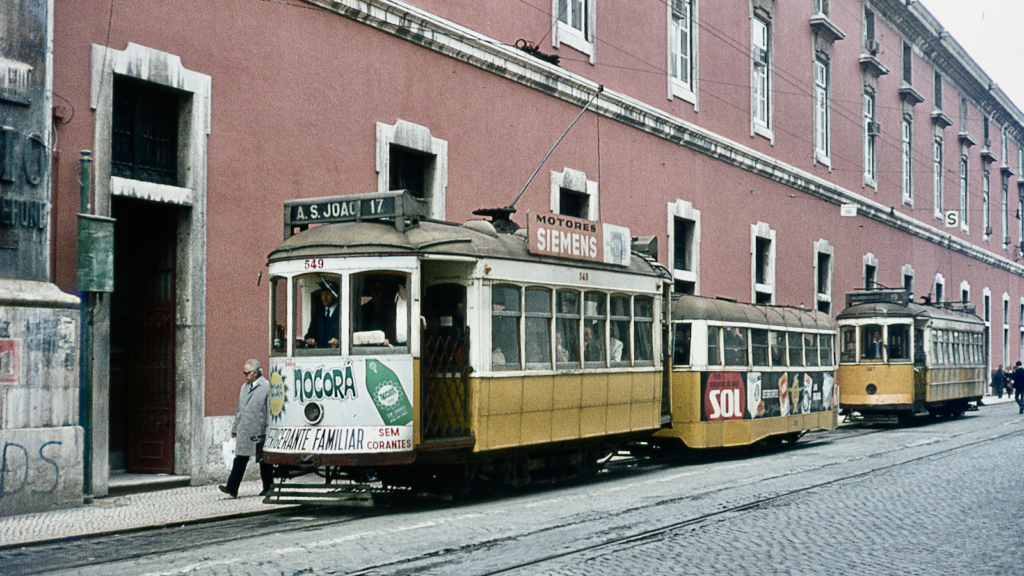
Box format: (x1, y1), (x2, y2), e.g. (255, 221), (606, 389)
(243, 371), (254, 376)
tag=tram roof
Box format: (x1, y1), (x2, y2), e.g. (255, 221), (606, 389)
(671, 295), (834, 332)
(268, 218), (667, 278)
(836, 301), (985, 325)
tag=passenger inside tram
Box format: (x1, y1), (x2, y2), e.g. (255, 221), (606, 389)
(862, 327), (884, 360)
(303, 279), (340, 348)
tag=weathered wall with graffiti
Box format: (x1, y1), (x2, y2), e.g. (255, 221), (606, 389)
(0, 281), (81, 516)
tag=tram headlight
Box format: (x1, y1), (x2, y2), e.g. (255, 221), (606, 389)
(866, 384), (877, 395)
(303, 401), (324, 425)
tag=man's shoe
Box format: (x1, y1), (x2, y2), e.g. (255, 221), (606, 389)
(218, 485), (237, 498)
(259, 489), (270, 497)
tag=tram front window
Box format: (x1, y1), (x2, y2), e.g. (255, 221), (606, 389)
(351, 272), (411, 350)
(840, 326), (856, 362)
(861, 325), (884, 360)
(888, 324), (910, 360)
(295, 274), (342, 351)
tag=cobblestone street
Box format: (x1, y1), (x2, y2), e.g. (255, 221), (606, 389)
(4, 401), (1021, 576)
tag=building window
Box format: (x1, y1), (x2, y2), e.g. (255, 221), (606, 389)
(814, 240), (833, 314)
(982, 166), (991, 238)
(1002, 173), (1010, 247)
(960, 96), (968, 130)
(984, 116), (991, 149)
(902, 264), (915, 301)
(751, 16), (771, 135)
(933, 71), (943, 110)
(376, 120), (448, 220)
(864, 92), (877, 185)
(902, 41), (912, 85)
(960, 282), (970, 305)
(550, 168), (598, 221)
(864, 253), (879, 290)
(814, 0), (829, 16)
(902, 116), (913, 204)
(554, 0), (595, 62)
(111, 77), (182, 187)
(960, 153), (969, 232)
(668, 200), (701, 295)
(752, 222), (775, 304)
(1002, 126), (1008, 164)
(669, 0), (695, 101)
(814, 59), (830, 162)
(934, 274), (945, 303)
(933, 138), (943, 219)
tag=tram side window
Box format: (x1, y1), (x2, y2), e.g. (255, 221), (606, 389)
(674, 322), (692, 366)
(352, 272), (410, 351)
(270, 276), (287, 356)
(840, 326), (856, 363)
(707, 325), (722, 366)
(492, 284), (521, 369)
(751, 329), (769, 366)
(770, 330), (786, 366)
(525, 288), (552, 368)
(556, 290), (581, 366)
(861, 324), (883, 360)
(819, 334), (834, 366)
(804, 333), (819, 367)
(610, 295), (631, 364)
(295, 273), (342, 352)
(634, 296), (655, 364)
(888, 325), (910, 360)
(788, 332), (803, 367)
(584, 292), (607, 365)
(723, 326), (747, 366)
(914, 328), (925, 366)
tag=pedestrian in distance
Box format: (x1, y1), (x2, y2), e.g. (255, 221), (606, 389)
(220, 359), (273, 498)
(992, 365), (1005, 398)
(1015, 362), (1024, 414)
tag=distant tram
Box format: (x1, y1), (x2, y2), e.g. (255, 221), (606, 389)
(261, 191), (670, 501)
(654, 295), (838, 448)
(836, 290), (987, 422)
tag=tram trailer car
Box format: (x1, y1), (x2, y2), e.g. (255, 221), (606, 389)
(652, 295), (838, 449)
(836, 290), (987, 423)
(261, 191), (671, 501)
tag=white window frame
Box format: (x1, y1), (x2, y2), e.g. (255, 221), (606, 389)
(1001, 126), (1008, 166)
(863, 253), (879, 290)
(751, 15), (772, 139)
(813, 0), (829, 16)
(960, 281), (971, 305)
(751, 222), (776, 304)
(553, 0), (596, 64)
(813, 239), (834, 314)
(668, 0), (697, 105)
(902, 264), (915, 301)
(668, 199), (701, 295)
(376, 120), (448, 220)
(1002, 173), (1010, 249)
(814, 59), (831, 165)
(902, 116), (913, 205)
(934, 273), (946, 303)
(550, 167), (599, 221)
(933, 138), (943, 219)
(863, 92), (877, 187)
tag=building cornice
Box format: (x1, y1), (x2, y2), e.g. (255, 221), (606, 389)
(304, 0), (1024, 277)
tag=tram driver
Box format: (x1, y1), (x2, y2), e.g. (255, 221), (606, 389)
(304, 280), (340, 348)
(863, 328), (883, 360)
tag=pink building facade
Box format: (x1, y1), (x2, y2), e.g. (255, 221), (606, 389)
(47, 0), (1024, 492)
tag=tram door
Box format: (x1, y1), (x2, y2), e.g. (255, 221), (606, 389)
(420, 264), (472, 442)
(110, 198), (178, 473)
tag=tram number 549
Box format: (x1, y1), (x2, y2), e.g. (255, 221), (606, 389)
(579, 272), (589, 282)
(304, 259), (325, 269)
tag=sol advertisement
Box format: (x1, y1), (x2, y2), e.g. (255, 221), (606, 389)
(701, 371), (836, 421)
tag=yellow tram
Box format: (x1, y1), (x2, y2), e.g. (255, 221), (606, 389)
(654, 296), (838, 448)
(836, 290), (987, 422)
(261, 191), (670, 500)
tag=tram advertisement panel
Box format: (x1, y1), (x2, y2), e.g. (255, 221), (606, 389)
(265, 357), (414, 454)
(700, 371), (835, 421)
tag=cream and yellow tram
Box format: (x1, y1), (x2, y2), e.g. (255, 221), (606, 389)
(653, 296), (838, 448)
(836, 290), (987, 422)
(261, 191), (669, 501)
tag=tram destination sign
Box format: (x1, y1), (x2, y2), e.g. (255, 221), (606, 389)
(283, 190), (429, 237)
(845, 289), (909, 308)
(527, 210), (630, 266)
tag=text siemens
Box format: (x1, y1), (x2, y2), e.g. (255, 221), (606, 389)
(535, 228), (598, 258)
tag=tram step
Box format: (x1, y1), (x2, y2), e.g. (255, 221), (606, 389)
(263, 482), (375, 506)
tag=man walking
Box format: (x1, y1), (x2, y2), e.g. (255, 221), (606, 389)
(1014, 361), (1024, 414)
(220, 359), (273, 497)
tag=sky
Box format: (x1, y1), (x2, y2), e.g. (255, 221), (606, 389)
(918, 0), (1024, 113)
